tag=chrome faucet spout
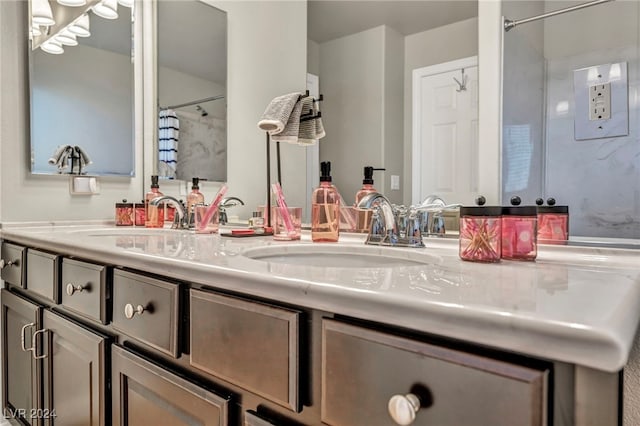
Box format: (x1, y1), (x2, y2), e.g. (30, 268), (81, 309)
(150, 196), (188, 229)
(357, 192), (398, 245)
(219, 197), (244, 225)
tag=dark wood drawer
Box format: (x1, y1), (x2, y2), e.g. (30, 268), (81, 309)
(190, 290), (300, 411)
(1, 242), (26, 287)
(25, 249), (60, 303)
(60, 258), (109, 324)
(111, 270), (180, 358)
(112, 345), (230, 426)
(322, 319), (549, 426)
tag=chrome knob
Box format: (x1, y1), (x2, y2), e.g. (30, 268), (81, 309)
(0, 259), (17, 269)
(388, 393), (421, 425)
(124, 303), (145, 319)
(66, 283), (86, 296)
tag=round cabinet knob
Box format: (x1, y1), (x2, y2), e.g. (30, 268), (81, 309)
(0, 259), (16, 269)
(65, 283), (86, 296)
(124, 303), (145, 319)
(388, 393), (421, 426)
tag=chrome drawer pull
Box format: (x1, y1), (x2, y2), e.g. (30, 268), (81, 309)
(388, 393), (421, 425)
(66, 282), (88, 296)
(20, 323), (36, 352)
(31, 329), (49, 360)
(0, 259), (18, 269)
(124, 303), (146, 319)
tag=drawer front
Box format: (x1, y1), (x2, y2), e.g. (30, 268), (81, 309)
(244, 411), (279, 426)
(26, 249), (60, 303)
(61, 258), (109, 324)
(111, 345), (229, 426)
(1, 242), (25, 287)
(190, 290), (300, 411)
(322, 320), (548, 426)
(112, 270), (180, 357)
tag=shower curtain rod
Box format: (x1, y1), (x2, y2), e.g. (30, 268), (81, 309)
(504, 0), (614, 32)
(163, 94), (225, 110)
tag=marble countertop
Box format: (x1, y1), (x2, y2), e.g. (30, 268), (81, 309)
(1, 222), (640, 372)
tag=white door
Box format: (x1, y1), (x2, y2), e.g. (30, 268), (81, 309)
(412, 57), (478, 206)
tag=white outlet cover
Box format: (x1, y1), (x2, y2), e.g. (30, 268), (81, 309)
(391, 175), (400, 190)
(574, 62), (628, 140)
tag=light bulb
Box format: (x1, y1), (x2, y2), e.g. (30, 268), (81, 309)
(57, 0), (87, 6)
(56, 28), (78, 46)
(32, 0), (55, 26)
(41, 39), (64, 54)
(92, 0), (118, 19)
(68, 14), (90, 37)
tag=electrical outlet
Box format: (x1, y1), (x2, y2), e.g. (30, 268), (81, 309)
(589, 83), (611, 121)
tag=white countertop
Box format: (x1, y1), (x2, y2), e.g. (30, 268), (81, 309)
(2, 222), (640, 372)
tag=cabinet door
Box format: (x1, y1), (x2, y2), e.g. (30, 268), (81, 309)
(40, 310), (108, 426)
(112, 345), (230, 426)
(1, 289), (42, 426)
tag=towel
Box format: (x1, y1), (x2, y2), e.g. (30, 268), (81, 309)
(258, 92), (301, 134)
(270, 98), (303, 143)
(48, 145), (92, 173)
(159, 109), (179, 179)
(297, 96), (326, 145)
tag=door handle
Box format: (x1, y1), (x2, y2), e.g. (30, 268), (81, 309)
(31, 329), (49, 360)
(20, 322), (36, 352)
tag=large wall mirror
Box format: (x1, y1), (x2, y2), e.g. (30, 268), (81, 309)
(29, 1), (135, 176)
(307, 1), (478, 206)
(156, 0), (227, 182)
(502, 0), (640, 240)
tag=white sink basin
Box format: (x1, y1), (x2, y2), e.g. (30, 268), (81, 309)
(241, 244), (440, 268)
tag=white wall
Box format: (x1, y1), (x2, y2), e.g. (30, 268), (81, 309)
(318, 26), (386, 205)
(0, 0), (144, 222)
(383, 26), (404, 204)
(159, 66), (226, 119)
(403, 17), (479, 204)
(307, 39), (320, 77)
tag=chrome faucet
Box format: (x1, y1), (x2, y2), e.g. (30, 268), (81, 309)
(417, 195), (461, 237)
(219, 197), (244, 225)
(150, 196), (188, 229)
(357, 192), (402, 246)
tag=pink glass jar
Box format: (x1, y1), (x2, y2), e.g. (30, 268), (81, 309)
(502, 197), (537, 261)
(536, 198), (569, 242)
(459, 199), (502, 263)
(134, 200), (145, 226)
(115, 200), (134, 226)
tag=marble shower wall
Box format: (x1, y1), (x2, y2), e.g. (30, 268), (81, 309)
(503, 0), (640, 239)
(545, 46), (640, 238)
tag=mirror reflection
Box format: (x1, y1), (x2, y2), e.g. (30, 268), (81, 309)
(30, 5), (134, 176)
(156, 0), (227, 182)
(502, 0), (640, 239)
(307, 1), (478, 207)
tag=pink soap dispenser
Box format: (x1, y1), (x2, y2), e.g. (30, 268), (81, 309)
(354, 166), (385, 233)
(312, 161), (340, 242)
(501, 196), (538, 261)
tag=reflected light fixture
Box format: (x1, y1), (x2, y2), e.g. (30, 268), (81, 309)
(31, 24), (42, 37)
(117, 0), (134, 8)
(32, 0), (55, 26)
(56, 28), (79, 46)
(57, 0), (87, 6)
(68, 13), (90, 37)
(92, 0), (118, 19)
(41, 39), (64, 54)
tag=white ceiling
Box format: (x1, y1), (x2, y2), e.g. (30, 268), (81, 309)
(308, 0), (478, 43)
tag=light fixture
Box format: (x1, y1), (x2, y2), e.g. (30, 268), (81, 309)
(41, 39), (64, 54)
(32, 0), (55, 26)
(92, 0), (118, 19)
(31, 24), (42, 37)
(117, 0), (133, 8)
(57, 0), (87, 6)
(56, 28), (78, 46)
(68, 13), (90, 37)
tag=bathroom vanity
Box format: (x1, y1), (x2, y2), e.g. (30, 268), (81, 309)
(1, 223), (638, 426)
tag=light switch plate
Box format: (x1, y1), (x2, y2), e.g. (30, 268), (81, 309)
(69, 176), (100, 195)
(574, 62), (628, 140)
(391, 175), (400, 190)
